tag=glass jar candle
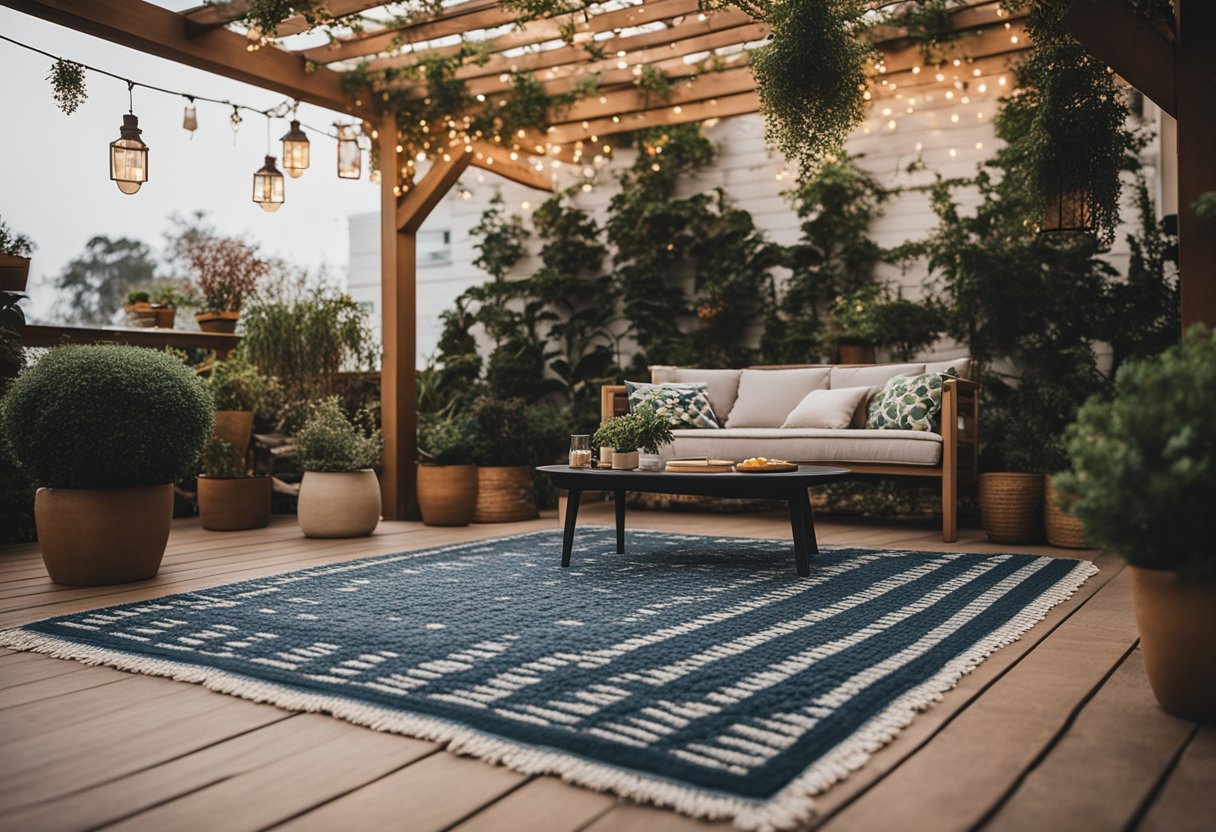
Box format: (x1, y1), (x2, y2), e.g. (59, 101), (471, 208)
(569, 435), (592, 468)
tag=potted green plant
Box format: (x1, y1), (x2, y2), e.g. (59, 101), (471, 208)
(829, 284), (883, 364)
(151, 285), (183, 329)
(0, 345), (212, 584)
(295, 396), (383, 538)
(185, 237), (267, 333)
(0, 217), (34, 292)
(197, 436), (271, 531)
(1056, 327), (1216, 721)
(417, 415), (478, 527)
(124, 290), (157, 328)
(207, 354), (276, 471)
(470, 396), (540, 522)
(593, 407), (674, 471)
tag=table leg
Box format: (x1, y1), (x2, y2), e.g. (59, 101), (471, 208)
(788, 489), (814, 577)
(562, 489), (582, 567)
(614, 489), (626, 554)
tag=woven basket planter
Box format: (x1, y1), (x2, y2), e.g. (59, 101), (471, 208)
(417, 464), (478, 527)
(474, 466), (538, 523)
(1044, 475), (1090, 549)
(979, 472), (1045, 544)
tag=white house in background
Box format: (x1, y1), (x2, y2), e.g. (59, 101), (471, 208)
(346, 101), (1171, 370)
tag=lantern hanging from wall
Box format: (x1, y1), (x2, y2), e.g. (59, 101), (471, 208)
(1040, 188), (1094, 235)
(337, 124), (361, 179)
(253, 155), (285, 212)
(280, 119), (310, 179)
(110, 84), (149, 195)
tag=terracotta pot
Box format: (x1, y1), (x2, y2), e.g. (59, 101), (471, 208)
(34, 484), (172, 585)
(153, 306), (176, 328)
(611, 450), (639, 471)
(837, 340), (877, 365)
(125, 302), (157, 328)
(298, 469), (381, 538)
(1044, 475), (1089, 549)
(0, 254), (30, 292)
(213, 410), (254, 467)
(474, 466), (538, 523)
(1131, 566), (1216, 721)
(198, 476), (271, 531)
(978, 472), (1045, 544)
(417, 464), (478, 526)
(196, 311), (240, 333)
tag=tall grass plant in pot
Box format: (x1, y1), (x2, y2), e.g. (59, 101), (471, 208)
(0, 345), (212, 584)
(417, 415), (477, 526)
(295, 397), (383, 538)
(1057, 327), (1216, 721)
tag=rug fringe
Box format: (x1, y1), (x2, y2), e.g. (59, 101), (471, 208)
(0, 558), (1098, 832)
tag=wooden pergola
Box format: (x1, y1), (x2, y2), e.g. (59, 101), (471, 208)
(3, 0), (1212, 520)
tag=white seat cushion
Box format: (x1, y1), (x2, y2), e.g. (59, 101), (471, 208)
(782, 386), (874, 430)
(724, 368), (831, 428)
(663, 428), (943, 467)
(650, 367), (742, 422)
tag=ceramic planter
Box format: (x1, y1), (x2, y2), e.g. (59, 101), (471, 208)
(417, 464), (478, 526)
(611, 450), (639, 471)
(978, 472), (1045, 544)
(473, 466), (538, 523)
(34, 483), (173, 585)
(298, 469), (381, 538)
(196, 311), (240, 333)
(0, 254), (30, 291)
(1131, 566), (1216, 721)
(213, 410), (254, 468)
(198, 476), (271, 531)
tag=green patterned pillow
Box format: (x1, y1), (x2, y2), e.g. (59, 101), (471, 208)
(866, 368), (961, 432)
(625, 381), (721, 429)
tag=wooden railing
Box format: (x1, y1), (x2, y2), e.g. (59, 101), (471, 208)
(21, 324), (241, 358)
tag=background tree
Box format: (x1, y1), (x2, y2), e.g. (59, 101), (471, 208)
(48, 236), (159, 324)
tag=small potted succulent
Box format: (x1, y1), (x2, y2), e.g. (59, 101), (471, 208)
(124, 290), (158, 328)
(295, 396), (383, 538)
(0, 217), (34, 292)
(185, 237), (267, 333)
(417, 414), (478, 526)
(593, 407), (674, 471)
(207, 354), (277, 471)
(197, 436), (271, 531)
(0, 345), (212, 584)
(829, 284), (883, 365)
(1056, 326), (1216, 721)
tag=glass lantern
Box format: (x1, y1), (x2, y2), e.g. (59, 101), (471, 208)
(569, 435), (592, 469)
(252, 155), (285, 212)
(337, 125), (361, 179)
(182, 103), (198, 134)
(280, 119), (310, 179)
(109, 114), (149, 195)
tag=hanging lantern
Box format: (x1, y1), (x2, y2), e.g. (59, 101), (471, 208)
(1040, 189), (1093, 235)
(109, 113), (149, 195)
(252, 155), (285, 212)
(337, 124), (361, 179)
(280, 119), (310, 178)
(182, 97), (198, 135)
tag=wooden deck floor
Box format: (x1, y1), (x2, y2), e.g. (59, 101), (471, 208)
(1, 506), (1211, 832)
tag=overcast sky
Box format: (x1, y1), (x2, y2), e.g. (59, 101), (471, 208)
(0, 4), (379, 320)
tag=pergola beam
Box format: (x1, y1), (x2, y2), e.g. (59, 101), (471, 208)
(1063, 0), (1176, 117)
(545, 89), (761, 145)
(1, 0), (370, 117)
(396, 150), (473, 232)
(472, 144), (557, 191)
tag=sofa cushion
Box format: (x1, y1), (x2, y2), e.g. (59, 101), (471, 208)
(663, 428), (942, 467)
(724, 368), (831, 428)
(650, 367), (742, 422)
(781, 385), (874, 430)
(828, 362), (926, 389)
(625, 381), (721, 429)
(866, 368), (960, 431)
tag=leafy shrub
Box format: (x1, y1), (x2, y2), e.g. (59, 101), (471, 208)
(418, 415), (475, 466)
(470, 396), (532, 467)
(295, 397), (382, 473)
(0, 345), (213, 488)
(1057, 327), (1216, 581)
(200, 437), (244, 479)
(208, 354), (280, 413)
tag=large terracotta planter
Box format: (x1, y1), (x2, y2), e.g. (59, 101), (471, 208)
(978, 472), (1045, 544)
(473, 466), (538, 523)
(1131, 566), (1216, 721)
(34, 484), (173, 585)
(1044, 475), (1089, 549)
(0, 254), (30, 291)
(417, 464), (478, 526)
(298, 469), (381, 538)
(213, 410), (254, 466)
(196, 311), (240, 333)
(837, 340), (877, 365)
(198, 476), (271, 531)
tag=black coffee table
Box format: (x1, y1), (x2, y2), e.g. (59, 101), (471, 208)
(537, 464), (851, 577)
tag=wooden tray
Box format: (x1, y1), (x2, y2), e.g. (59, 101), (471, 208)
(665, 459), (736, 474)
(734, 461), (799, 473)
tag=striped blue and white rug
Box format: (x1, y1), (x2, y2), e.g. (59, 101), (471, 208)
(1, 528), (1095, 830)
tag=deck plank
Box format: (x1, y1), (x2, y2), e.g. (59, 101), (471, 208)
(449, 776), (620, 832)
(1138, 724), (1216, 832)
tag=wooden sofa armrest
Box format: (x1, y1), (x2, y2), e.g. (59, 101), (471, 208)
(941, 376), (980, 484)
(601, 385), (628, 423)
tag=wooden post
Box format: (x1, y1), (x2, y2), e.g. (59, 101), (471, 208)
(1175, 0), (1216, 329)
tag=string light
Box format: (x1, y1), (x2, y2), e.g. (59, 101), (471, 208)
(109, 82), (148, 195)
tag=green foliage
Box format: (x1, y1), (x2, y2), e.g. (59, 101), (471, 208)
(0, 345), (213, 489)
(200, 437), (245, 479)
(208, 354), (280, 413)
(294, 396), (382, 473)
(471, 193), (528, 283)
(748, 0), (870, 175)
(469, 396), (534, 467)
(637, 64), (674, 107)
(418, 415), (476, 466)
(592, 407), (673, 454)
(1057, 327), (1216, 580)
(0, 291), (27, 376)
(829, 283), (884, 344)
(868, 297), (943, 361)
(49, 235), (159, 325)
(47, 59), (87, 115)
(883, 0), (958, 65)
(0, 217), (34, 258)
(1193, 191), (1216, 220)
(239, 288), (376, 403)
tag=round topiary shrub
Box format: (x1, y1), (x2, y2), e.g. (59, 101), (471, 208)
(0, 344), (214, 489)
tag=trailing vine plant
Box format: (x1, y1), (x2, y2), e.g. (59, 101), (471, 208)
(47, 59), (87, 115)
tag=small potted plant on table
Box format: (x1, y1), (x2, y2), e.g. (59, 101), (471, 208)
(1056, 327), (1216, 721)
(0, 345), (212, 584)
(593, 407), (674, 470)
(197, 437), (272, 531)
(295, 397), (383, 538)
(0, 217), (34, 292)
(417, 415), (478, 526)
(185, 237), (267, 333)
